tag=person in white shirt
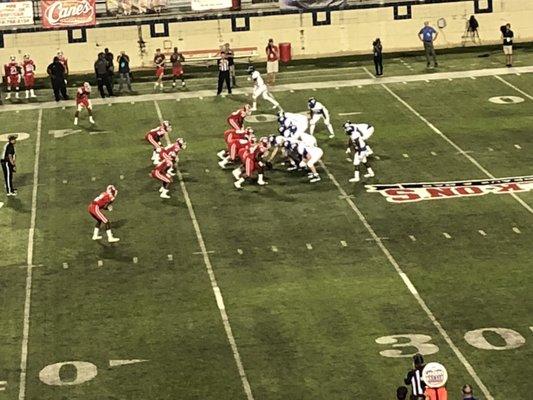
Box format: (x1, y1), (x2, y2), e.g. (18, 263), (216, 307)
(308, 97), (335, 138)
(343, 121), (374, 155)
(278, 111), (308, 134)
(247, 66), (281, 111)
(344, 122), (375, 182)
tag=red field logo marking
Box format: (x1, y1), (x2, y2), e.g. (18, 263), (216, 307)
(366, 176), (533, 203)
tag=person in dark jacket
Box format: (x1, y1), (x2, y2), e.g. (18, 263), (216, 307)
(104, 48), (115, 87)
(94, 52), (113, 98)
(117, 51), (132, 92)
(373, 38), (383, 76)
(47, 56), (68, 101)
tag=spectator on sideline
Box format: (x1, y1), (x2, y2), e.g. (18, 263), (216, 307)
(117, 51), (133, 92)
(461, 384), (477, 400)
(467, 15), (480, 43)
(224, 43), (237, 87)
(170, 47), (185, 88)
(418, 21), (438, 68)
(265, 38), (279, 85)
(501, 23), (514, 67)
(373, 38), (383, 76)
(216, 51), (231, 95)
(47, 56), (68, 101)
(94, 52), (114, 98)
(104, 48), (115, 87)
(396, 386), (408, 400)
(404, 353), (426, 399)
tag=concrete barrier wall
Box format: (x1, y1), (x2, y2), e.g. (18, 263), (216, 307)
(1, 0), (532, 75)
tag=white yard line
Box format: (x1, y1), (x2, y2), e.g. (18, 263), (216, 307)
(18, 108), (43, 400)
(3, 66), (533, 114)
(154, 101), (254, 400)
(361, 66), (376, 79)
(494, 75), (533, 100)
(319, 160), (494, 400)
(380, 84), (533, 215)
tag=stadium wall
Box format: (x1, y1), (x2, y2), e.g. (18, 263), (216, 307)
(1, 0), (532, 75)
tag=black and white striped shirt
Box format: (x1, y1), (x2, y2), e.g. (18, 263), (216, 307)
(405, 367), (426, 398)
(218, 58), (229, 72)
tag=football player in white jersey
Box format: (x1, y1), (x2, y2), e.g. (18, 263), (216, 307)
(296, 142), (323, 183)
(343, 121), (374, 155)
(308, 97), (335, 138)
(279, 125), (317, 147)
(247, 66), (281, 111)
(278, 111), (308, 135)
(345, 122), (374, 182)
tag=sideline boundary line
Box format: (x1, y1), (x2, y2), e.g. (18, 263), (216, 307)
(1, 65), (533, 114)
(153, 101), (254, 400)
(319, 161), (494, 400)
(18, 108), (43, 400)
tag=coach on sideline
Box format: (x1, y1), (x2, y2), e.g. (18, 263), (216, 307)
(216, 51), (232, 95)
(1, 135), (17, 196)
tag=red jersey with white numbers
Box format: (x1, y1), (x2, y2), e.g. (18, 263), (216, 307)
(160, 143), (182, 161)
(4, 61), (20, 77)
(22, 60), (35, 76)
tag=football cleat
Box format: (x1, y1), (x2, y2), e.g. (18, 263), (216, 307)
(310, 176), (321, 183)
(232, 168), (242, 180)
(92, 235), (103, 240)
(108, 236), (120, 243)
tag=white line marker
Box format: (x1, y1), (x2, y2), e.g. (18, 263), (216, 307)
(425, 79), (430, 83)
(91, 177), (96, 181)
(319, 160), (494, 400)
(494, 75), (533, 100)
(357, 85), (362, 88)
(338, 112), (363, 116)
(199, 96), (204, 100)
(443, 232), (452, 239)
(478, 230), (487, 236)
(155, 101), (254, 400)
(119, 174), (125, 180)
(133, 257), (138, 264)
(62, 179), (68, 184)
(312, 88), (317, 91)
(193, 251), (215, 255)
(18, 109), (43, 400)
(514, 144), (522, 149)
(271, 246), (278, 252)
(306, 243), (313, 250)
(61, 106), (65, 110)
(130, 101), (135, 104)
(109, 359), (148, 367)
(107, 103), (112, 107)
(374, 155), (381, 160)
(0, 381), (6, 391)
(409, 235), (417, 242)
(340, 240), (347, 247)
(290, 89), (295, 93)
(512, 227), (521, 234)
(62, 262), (68, 269)
(335, 87), (339, 90)
(402, 153), (409, 158)
(403, 81), (408, 85)
(487, 147), (494, 152)
(97, 260), (103, 267)
(470, 76), (477, 80)
(430, 151), (437, 156)
(176, 98), (181, 101)
(448, 78), (453, 81)
(167, 254), (173, 261)
(380, 83), (533, 215)
(237, 249), (243, 255)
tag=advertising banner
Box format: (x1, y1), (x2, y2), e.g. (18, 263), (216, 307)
(0, 2), (34, 27)
(280, 0), (346, 10)
(191, 0), (232, 11)
(41, 0), (96, 28)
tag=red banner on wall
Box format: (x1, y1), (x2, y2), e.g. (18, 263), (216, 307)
(41, 0), (96, 28)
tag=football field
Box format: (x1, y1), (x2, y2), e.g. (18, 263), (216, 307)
(0, 57), (532, 399)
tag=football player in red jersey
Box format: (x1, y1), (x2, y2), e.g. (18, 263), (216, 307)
(153, 49), (166, 91)
(150, 158), (173, 198)
(170, 47), (186, 88)
(145, 121), (172, 164)
(232, 138), (270, 189)
(4, 56), (21, 100)
(159, 138), (187, 176)
(227, 104), (251, 130)
(218, 128), (254, 169)
(22, 54), (36, 99)
(87, 185), (120, 242)
(74, 82), (95, 125)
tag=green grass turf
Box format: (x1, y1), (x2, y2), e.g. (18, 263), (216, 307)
(0, 60), (532, 399)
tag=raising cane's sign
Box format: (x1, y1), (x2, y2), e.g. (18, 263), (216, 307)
(41, 0), (96, 28)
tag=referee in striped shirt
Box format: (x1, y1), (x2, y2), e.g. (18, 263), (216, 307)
(2, 134), (17, 196)
(404, 353), (426, 399)
(216, 51), (232, 95)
